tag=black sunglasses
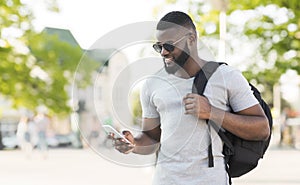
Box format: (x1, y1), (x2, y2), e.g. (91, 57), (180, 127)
(153, 34), (189, 53)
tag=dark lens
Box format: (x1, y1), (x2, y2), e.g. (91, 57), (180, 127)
(153, 44), (162, 53)
(153, 43), (175, 53)
(163, 43), (175, 52)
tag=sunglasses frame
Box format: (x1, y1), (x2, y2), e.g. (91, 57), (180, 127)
(153, 34), (190, 53)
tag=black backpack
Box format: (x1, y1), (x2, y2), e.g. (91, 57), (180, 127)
(193, 62), (273, 184)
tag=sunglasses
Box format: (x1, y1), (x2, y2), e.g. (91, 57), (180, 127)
(153, 34), (190, 53)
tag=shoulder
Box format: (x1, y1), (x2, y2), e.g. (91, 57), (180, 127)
(218, 63), (239, 75)
(210, 63), (252, 94)
(215, 63), (247, 83)
(208, 63), (243, 83)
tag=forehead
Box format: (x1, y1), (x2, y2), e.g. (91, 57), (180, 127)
(156, 27), (188, 42)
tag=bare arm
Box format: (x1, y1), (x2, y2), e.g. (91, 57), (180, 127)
(210, 103), (270, 140)
(183, 94), (270, 140)
(132, 117), (161, 155)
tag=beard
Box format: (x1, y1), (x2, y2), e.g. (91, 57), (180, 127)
(164, 43), (190, 74)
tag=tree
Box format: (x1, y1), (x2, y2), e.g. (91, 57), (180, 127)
(0, 0), (39, 149)
(0, 0), (100, 115)
(0, 0), (101, 148)
(28, 31), (100, 114)
(161, 0), (300, 105)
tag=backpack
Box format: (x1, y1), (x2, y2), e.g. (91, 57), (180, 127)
(193, 62), (273, 184)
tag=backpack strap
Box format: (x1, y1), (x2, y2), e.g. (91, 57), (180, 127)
(208, 120), (234, 185)
(193, 61), (221, 167)
(193, 62), (234, 169)
(192, 62), (222, 94)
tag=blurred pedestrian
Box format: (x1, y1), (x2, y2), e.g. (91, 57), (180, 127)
(34, 113), (50, 158)
(16, 116), (35, 158)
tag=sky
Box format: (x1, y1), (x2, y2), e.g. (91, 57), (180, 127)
(30, 0), (165, 49)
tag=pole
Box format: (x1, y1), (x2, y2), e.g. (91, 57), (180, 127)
(218, 10), (226, 61)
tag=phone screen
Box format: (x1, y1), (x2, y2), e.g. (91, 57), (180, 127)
(102, 125), (131, 144)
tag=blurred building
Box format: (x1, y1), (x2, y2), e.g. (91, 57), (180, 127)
(76, 50), (130, 140)
(0, 27), (130, 149)
(43, 27), (130, 142)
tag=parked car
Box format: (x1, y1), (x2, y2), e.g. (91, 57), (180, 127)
(2, 134), (18, 149)
(47, 134), (73, 148)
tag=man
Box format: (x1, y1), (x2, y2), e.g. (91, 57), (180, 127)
(113, 11), (269, 185)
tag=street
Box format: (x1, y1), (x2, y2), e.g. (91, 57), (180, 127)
(0, 146), (299, 185)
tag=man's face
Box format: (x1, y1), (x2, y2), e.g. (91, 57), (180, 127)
(155, 28), (190, 74)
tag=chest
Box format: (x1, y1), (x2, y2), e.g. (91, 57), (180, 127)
(151, 78), (229, 112)
(151, 78), (194, 113)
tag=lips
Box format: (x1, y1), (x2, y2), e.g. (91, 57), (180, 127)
(164, 57), (174, 65)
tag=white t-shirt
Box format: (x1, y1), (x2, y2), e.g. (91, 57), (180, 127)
(140, 64), (258, 185)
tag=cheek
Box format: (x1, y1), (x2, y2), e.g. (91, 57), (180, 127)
(172, 49), (182, 58)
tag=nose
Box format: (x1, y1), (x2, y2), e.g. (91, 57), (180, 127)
(160, 47), (170, 56)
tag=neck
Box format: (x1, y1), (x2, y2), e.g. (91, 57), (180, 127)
(175, 55), (206, 78)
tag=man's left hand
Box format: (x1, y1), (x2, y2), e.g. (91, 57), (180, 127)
(183, 93), (211, 119)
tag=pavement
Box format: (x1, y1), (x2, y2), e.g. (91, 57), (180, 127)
(0, 145), (299, 185)
(232, 146), (300, 185)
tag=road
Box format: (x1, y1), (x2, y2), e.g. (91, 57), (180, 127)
(0, 146), (299, 185)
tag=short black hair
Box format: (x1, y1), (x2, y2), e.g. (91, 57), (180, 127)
(157, 11), (196, 32)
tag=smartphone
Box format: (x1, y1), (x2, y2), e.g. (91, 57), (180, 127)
(102, 125), (131, 144)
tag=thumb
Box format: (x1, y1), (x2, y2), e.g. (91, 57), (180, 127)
(122, 130), (135, 144)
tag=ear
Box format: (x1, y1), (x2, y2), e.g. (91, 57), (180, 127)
(187, 33), (196, 47)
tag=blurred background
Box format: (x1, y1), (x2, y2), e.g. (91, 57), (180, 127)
(0, 0), (300, 185)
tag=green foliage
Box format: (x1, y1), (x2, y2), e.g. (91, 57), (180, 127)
(29, 32), (99, 88)
(237, 3), (300, 88)
(0, 0), (100, 116)
(163, 0), (300, 105)
(130, 90), (142, 126)
(0, 0), (34, 109)
(228, 0), (300, 11)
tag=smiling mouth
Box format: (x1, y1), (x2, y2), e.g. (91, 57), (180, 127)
(164, 57), (174, 65)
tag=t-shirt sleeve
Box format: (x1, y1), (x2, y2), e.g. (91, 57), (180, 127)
(140, 79), (160, 118)
(227, 69), (259, 112)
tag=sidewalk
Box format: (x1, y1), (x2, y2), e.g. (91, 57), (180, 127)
(0, 146), (299, 185)
(233, 146), (300, 185)
(0, 148), (154, 185)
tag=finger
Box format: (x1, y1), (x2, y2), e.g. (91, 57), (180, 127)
(115, 143), (135, 154)
(183, 94), (199, 103)
(186, 93), (199, 98)
(122, 130), (135, 144)
(114, 138), (128, 146)
(183, 93), (194, 100)
(107, 132), (115, 139)
(185, 105), (197, 114)
(124, 147), (135, 154)
(117, 147), (134, 154)
(185, 108), (197, 115)
(184, 103), (195, 110)
(115, 142), (133, 149)
(115, 145), (127, 153)
(183, 98), (194, 105)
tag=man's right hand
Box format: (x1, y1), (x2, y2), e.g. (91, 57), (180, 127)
(112, 130), (135, 154)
